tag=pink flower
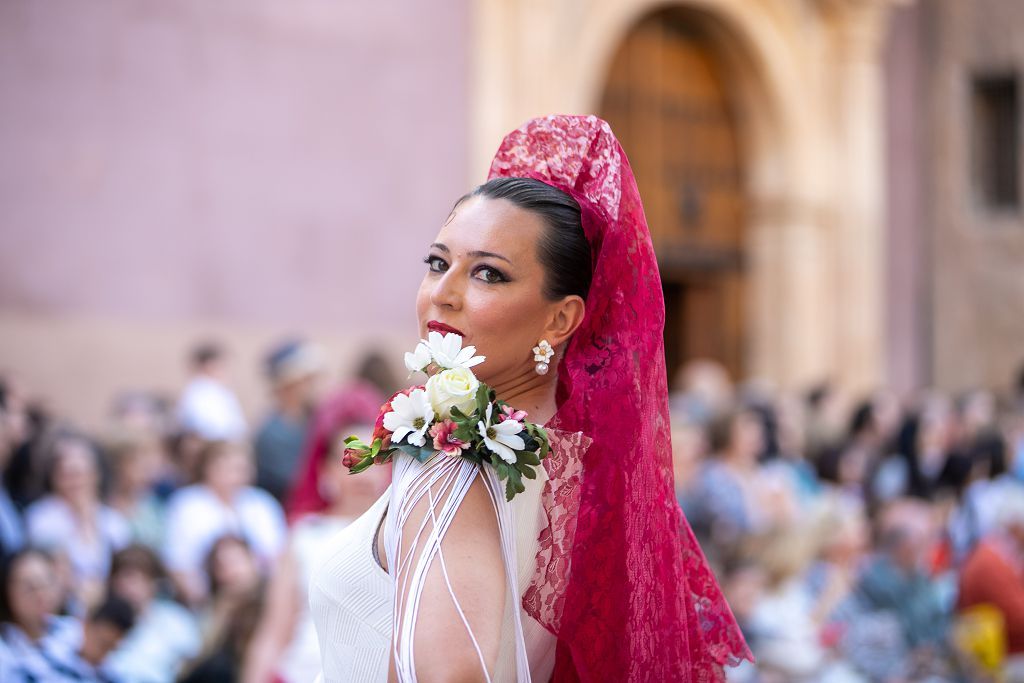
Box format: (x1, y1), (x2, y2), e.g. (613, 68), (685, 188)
(499, 404), (527, 425)
(430, 419), (467, 455)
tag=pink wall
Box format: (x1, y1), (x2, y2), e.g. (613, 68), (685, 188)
(0, 0), (470, 334)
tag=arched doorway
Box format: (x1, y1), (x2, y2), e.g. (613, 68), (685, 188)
(599, 7), (747, 384)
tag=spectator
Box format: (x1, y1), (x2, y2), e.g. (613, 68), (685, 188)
(181, 535), (264, 683)
(163, 441), (285, 605)
(25, 431), (131, 608)
(0, 548), (78, 681)
(104, 545), (201, 683)
(244, 395), (390, 683)
(40, 595), (135, 682)
(253, 339), (326, 503)
(833, 500), (953, 681)
(104, 428), (167, 549)
(958, 495), (1024, 666)
(176, 341), (248, 441)
(0, 402), (25, 557)
(683, 407), (795, 558)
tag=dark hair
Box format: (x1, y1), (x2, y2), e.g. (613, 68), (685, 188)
(460, 177), (591, 301)
(109, 544), (166, 583)
(204, 534), (253, 597)
(190, 341), (223, 369)
(848, 399), (876, 438)
(89, 594), (135, 633)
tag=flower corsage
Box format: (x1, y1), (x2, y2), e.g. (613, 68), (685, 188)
(342, 332), (550, 501)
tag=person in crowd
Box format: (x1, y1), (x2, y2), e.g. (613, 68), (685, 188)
(103, 544), (201, 683)
(39, 594), (135, 682)
(683, 407), (795, 559)
(1, 374), (53, 508)
(957, 495), (1024, 673)
(833, 499), (954, 681)
(180, 535), (265, 683)
(805, 494), (870, 626)
(668, 358), (734, 426)
(104, 428), (167, 549)
(0, 401), (25, 557)
(253, 339), (326, 503)
(25, 430), (131, 609)
(872, 397), (960, 503)
(0, 547), (78, 680)
(163, 441), (285, 606)
(109, 391), (172, 437)
(243, 389), (390, 683)
(803, 382), (851, 465)
(745, 525), (864, 682)
(176, 341), (248, 442)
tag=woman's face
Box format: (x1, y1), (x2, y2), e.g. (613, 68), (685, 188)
(6, 553), (61, 633)
(204, 446), (253, 495)
(210, 539), (260, 597)
(52, 440), (100, 503)
(415, 196), (577, 387)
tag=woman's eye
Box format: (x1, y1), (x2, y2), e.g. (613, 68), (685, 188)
(423, 255), (448, 273)
(473, 266), (506, 284)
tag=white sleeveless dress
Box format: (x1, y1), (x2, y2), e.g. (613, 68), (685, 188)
(310, 453), (557, 682)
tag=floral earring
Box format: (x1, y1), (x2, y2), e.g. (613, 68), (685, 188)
(533, 339), (554, 375)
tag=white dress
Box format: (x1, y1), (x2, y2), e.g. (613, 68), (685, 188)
(310, 452), (557, 682)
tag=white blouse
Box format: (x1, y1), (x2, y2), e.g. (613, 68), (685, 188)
(310, 453), (557, 682)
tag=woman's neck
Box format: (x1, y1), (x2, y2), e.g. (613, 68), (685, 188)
(488, 369), (558, 425)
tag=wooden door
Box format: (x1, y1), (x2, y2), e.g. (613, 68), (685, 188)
(599, 8), (747, 383)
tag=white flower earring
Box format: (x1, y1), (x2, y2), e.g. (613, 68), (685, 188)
(533, 339), (554, 375)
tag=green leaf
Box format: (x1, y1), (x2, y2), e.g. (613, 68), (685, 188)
(517, 449), (541, 466)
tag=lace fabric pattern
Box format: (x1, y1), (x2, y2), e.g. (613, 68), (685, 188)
(489, 115), (754, 682)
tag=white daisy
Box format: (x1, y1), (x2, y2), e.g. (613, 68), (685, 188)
(424, 331), (485, 370)
(477, 403), (525, 464)
(383, 389), (434, 447)
(404, 341), (432, 373)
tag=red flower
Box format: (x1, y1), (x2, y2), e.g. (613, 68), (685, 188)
(342, 448), (364, 470)
(429, 419), (467, 455)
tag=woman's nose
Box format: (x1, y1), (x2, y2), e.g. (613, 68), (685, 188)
(430, 270), (463, 310)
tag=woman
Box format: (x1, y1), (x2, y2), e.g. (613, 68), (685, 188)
(180, 534), (266, 683)
(104, 427), (167, 550)
(242, 388), (388, 683)
(311, 115), (751, 681)
(163, 440), (286, 606)
(0, 547), (79, 680)
(25, 431), (131, 609)
(103, 544), (201, 683)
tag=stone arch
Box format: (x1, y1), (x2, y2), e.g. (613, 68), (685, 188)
(470, 0), (890, 390)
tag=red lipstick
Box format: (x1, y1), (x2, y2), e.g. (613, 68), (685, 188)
(427, 320), (465, 337)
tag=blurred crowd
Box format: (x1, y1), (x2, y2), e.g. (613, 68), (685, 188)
(0, 339), (394, 682)
(673, 361), (1024, 683)
(2, 339), (1024, 683)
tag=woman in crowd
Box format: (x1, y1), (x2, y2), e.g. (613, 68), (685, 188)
(104, 544), (201, 683)
(104, 427), (167, 549)
(0, 547), (78, 680)
(180, 535), (265, 683)
(243, 387), (389, 683)
(162, 440), (285, 605)
(25, 430), (131, 609)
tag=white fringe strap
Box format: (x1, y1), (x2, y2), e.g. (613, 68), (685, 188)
(385, 453), (531, 683)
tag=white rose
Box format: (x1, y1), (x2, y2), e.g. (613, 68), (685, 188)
(425, 367), (480, 419)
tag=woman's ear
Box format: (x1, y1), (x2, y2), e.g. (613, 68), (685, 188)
(544, 295), (586, 348)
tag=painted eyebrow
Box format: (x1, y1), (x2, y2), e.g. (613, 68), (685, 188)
(429, 243), (512, 265)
